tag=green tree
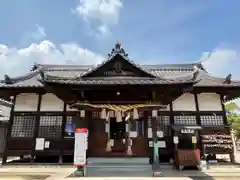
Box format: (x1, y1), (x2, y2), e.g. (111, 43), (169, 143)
(225, 102), (240, 141)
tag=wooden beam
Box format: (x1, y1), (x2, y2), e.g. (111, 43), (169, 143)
(194, 93), (204, 157)
(59, 103), (67, 163)
(220, 94), (228, 125)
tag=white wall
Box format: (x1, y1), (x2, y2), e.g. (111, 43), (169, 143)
(14, 93), (38, 111)
(40, 93), (64, 111)
(198, 93), (222, 111)
(172, 93), (196, 111)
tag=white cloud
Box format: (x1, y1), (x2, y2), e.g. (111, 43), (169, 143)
(0, 40), (104, 78)
(201, 46), (240, 79)
(73, 0), (123, 36)
(29, 24), (46, 41)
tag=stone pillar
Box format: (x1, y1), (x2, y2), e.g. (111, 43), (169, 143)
(75, 110), (86, 175)
(126, 112), (132, 155)
(105, 111), (112, 152)
(152, 109), (159, 167)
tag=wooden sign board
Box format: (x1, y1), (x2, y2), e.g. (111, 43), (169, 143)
(181, 129), (194, 134)
(173, 136), (179, 144)
(74, 128), (88, 166)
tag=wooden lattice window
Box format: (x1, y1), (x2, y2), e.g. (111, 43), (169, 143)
(174, 115), (197, 125)
(148, 116), (152, 128)
(157, 116), (170, 136)
(11, 116), (36, 137)
(38, 116), (62, 138)
(64, 116), (76, 138)
(200, 115), (224, 125)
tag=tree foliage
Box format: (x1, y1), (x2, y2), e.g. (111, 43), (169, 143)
(225, 102), (240, 140)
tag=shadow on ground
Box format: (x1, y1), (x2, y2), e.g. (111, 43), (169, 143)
(0, 175), (49, 180)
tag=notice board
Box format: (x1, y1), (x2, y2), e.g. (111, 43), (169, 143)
(73, 128), (88, 166)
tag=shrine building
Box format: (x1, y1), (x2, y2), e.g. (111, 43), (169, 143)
(0, 42), (239, 165)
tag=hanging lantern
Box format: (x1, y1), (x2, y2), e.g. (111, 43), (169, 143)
(116, 110), (122, 122)
(100, 108), (107, 119)
(133, 108), (139, 119)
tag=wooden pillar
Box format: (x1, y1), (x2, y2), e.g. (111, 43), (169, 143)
(169, 102), (174, 160)
(194, 93), (204, 157)
(30, 93), (42, 163)
(220, 95), (228, 125)
(2, 95), (16, 165)
(59, 103), (67, 163)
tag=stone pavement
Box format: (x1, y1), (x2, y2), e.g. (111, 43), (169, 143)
(0, 166), (240, 180)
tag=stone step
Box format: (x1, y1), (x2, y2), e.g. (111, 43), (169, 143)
(86, 157), (152, 177)
(87, 157), (149, 165)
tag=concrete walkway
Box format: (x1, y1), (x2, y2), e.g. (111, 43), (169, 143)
(0, 166), (240, 180)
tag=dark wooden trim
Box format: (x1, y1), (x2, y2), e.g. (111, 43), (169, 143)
(13, 111), (66, 116)
(30, 93), (42, 163)
(13, 112), (37, 115)
(60, 103), (67, 161)
(220, 94), (228, 125)
(172, 111), (224, 116)
(194, 93), (204, 157)
(194, 94), (200, 125)
(2, 95), (16, 165)
(169, 102), (174, 125)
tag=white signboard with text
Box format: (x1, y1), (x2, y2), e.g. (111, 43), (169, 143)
(74, 128), (88, 166)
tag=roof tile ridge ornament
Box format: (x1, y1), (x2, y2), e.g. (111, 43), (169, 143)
(4, 74), (12, 84)
(108, 40), (128, 59)
(3, 64), (43, 84)
(224, 74), (232, 84)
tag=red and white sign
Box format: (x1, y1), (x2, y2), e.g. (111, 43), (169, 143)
(73, 128), (88, 166)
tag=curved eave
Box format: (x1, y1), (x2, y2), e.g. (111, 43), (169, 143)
(1, 67), (42, 85)
(40, 78), (196, 86)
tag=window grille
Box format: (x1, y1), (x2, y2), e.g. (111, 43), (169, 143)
(174, 115), (197, 125)
(38, 116), (62, 138)
(136, 120), (144, 136)
(200, 115), (224, 125)
(157, 116), (170, 136)
(11, 116), (36, 137)
(148, 116), (152, 128)
(64, 116), (76, 138)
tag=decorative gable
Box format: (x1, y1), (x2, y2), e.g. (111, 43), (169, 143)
(82, 41), (155, 78)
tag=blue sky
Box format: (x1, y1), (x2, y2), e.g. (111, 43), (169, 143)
(0, 0), (239, 79)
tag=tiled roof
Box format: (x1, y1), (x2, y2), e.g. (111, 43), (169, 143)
(0, 62), (239, 88)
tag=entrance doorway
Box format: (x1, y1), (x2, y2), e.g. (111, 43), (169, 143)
(110, 117), (125, 140)
(110, 118), (126, 153)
